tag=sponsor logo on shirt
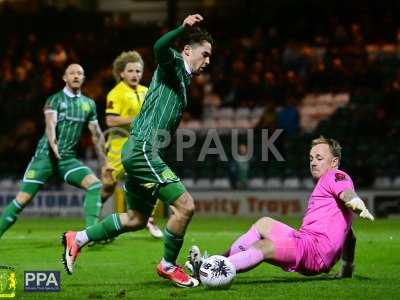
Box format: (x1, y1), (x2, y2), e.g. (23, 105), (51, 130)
(162, 169), (178, 181)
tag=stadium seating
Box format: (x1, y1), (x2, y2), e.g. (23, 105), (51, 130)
(1, 5), (399, 190)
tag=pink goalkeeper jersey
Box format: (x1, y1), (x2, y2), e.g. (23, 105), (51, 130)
(299, 169), (354, 268)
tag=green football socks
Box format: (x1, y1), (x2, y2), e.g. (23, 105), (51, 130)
(84, 182), (102, 228)
(0, 199), (23, 238)
(86, 213), (123, 241)
(163, 228), (184, 264)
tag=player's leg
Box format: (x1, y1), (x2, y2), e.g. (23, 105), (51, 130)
(223, 216), (276, 256)
(100, 174), (117, 205)
(146, 200), (164, 238)
(0, 156), (53, 238)
(97, 162), (122, 244)
(162, 189), (193, 265)
(227, 218), (298, 273)
(187, 216), (268, 277)
(61, 177), (153, 274)
(155, 183), (199, 287)
(60, 158), (102, 228)
(335, 227), (356, 278)
(81, 179), (153, 243)
(188, 217), (297, 275)
(0, 191), (34, 238)
(62, 208), (148, 274)
(228, 239), (273, 273)
(106, 144), (163, 238)
(101, 138), (125, 209)
(81, 174), (103, 228)
(75, 209), (148, 247)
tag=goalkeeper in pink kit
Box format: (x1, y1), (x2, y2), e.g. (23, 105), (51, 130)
(188, 137), (374, 278)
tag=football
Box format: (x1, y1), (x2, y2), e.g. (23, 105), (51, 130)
(199, 255), (236, 289)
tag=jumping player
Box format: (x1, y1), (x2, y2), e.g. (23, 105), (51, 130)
(61, 14), (213, 288)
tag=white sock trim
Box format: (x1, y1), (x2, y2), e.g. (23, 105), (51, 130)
(161, 258), (175, 270)
(75, 230), (89, 247)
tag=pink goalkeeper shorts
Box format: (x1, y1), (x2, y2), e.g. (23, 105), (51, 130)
(267, 221), (328, 275)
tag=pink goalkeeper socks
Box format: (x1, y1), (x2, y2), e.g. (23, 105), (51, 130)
(229, 247), (264, 272)
(226, 225), (261, 256)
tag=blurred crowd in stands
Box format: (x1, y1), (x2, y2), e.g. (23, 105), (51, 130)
(1, 1), (400, 189)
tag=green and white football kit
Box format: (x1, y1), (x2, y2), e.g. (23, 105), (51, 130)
(0, 87), (102, 238)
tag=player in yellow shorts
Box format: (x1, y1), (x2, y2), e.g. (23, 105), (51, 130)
(100, 50), (163, 238)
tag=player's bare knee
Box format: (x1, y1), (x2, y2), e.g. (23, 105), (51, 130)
(175, 194), (195, 220)
(254, 217), (275, 237)
(16, 192), (32, 206)
(182, 206), (194, 221)
(257, 216), (274, 225)
(81, 174), (100, 189)
(183, 199), (195, 218)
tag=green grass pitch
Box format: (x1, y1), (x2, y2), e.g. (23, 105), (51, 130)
(0, 217), (399, 299)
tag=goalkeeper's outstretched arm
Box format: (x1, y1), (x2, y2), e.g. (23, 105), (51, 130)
(339, 189), (374, 221)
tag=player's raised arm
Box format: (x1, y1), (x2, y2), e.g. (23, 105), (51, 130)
(44, 109), (61, 159)
(153, 14), (203, 64)
(339, 189), (374, 221)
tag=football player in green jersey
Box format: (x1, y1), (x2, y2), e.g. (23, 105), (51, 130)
(0, 64), (112, 239)
(62, 14), (213, 288)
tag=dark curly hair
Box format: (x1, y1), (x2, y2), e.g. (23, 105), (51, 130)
(180, 27), (214, 48)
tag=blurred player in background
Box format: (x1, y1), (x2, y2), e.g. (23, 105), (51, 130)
(0, 64), (111, 239)
(62, 14), (213, 288)
(188, 137), (374, 279)
(101, 50), (163, 239)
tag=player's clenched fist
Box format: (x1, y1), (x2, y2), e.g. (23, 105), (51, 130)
(182, 14), (203, 28)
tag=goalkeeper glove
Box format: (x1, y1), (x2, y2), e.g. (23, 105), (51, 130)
(345, 197), (374, 221)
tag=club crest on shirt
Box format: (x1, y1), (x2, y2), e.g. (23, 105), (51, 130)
(26, 170), (36, 179)
(335, 173), (347, 182)
(107, 101), (114, 109)
(81, 102), (90, 112)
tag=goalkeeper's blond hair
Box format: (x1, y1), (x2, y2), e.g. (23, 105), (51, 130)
(311, 136), (342, 162)
(112, 50), (144, 82)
